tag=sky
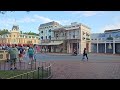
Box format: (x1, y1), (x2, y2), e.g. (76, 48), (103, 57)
(0, 11), (120, 34)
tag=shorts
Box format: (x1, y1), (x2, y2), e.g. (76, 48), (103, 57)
(10, 58), (17, 65)
(29, 54), (33, 58)
(19, 54), (23, 57)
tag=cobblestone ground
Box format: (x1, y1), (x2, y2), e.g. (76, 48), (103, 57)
(48, 60), (120, 79)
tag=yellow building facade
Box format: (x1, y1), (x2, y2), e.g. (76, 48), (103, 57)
(0, 25), (40, 46)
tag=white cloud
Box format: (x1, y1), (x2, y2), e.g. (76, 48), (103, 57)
(18, 17), (36, 23)
(99, 22), (120, 33)
(34, 15), (53, 23)
(66, 11), (105, 17)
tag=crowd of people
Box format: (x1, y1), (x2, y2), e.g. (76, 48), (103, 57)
(4, 44), (40, 70)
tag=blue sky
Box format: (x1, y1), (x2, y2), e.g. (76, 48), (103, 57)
(0, 11), (120, 33)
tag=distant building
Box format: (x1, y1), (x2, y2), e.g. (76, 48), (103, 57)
(51, 22), (91, 54)
(91, 29), (120, 54)
(0, 25), (40, 46)
(38, 21), (62, 52)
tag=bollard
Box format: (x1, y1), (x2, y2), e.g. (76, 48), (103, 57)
(42, 66), (44, 79)
(0, 62), (1, 70)
(35, 59), (36, 70)
(4, 62), (6, 70)
(38, 67), (40, 79)
(33, 72), (34, 79)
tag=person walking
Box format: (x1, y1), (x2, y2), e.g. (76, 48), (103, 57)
(82, 48), (88, 61)
(18, 46), (24, 63)
(27, 45), (35, 64)
(8, 44), (19, 70)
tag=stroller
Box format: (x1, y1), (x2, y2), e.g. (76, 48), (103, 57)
(72, 49), (77, 56)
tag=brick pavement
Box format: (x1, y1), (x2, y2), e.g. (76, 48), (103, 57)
(49, 60), (120, 79)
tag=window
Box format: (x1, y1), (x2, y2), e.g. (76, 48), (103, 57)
(32, 36), (35, 38)
(83, 31), (85, 35)
(49, 36), (51, 40)
(46, 36), (47, 39)
(25, 36), (27, 38)
(14, 35), (15, 37)
(49, 29), (51, 32)
(91, 39), (93, 40)
(65, 32), (66, 36)
(9, 35), (11, 37)
(29, 36), (31, 38)
(20, 35), (22, 37)
(56, 34), (58, 37)
(82, 37), (85, 40)
(41, 31), (43, 33)
(14, 39), (16, 42)
(73, 35), (75, 38)
(41, 36), (43, 40)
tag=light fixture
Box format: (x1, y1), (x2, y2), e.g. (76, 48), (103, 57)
(108, 43), (112, 49)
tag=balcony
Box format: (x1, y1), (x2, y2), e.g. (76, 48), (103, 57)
(41, 40), (50, 43)
(66, 35), (80, 40)
(91, 38), (120, 43)
(51, 37), (66, 40)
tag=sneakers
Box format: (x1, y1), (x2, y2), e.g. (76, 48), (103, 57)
(14, 67), (17, 70)
(29, 62), (31, 64)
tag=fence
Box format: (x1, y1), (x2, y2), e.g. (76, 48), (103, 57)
(0, 60), (48, 70)
(0, 61), (52, 79)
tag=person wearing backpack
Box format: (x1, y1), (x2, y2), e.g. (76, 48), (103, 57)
(27, 45), (35, 64)
(82, 48), (88, 61)
(18, 46), (24, 62)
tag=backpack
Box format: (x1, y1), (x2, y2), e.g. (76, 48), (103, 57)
(19, 48), (24, 54)
(28, 48), (34, 54)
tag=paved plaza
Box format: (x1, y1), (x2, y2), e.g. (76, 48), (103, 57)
(32, 53), (120, 79)
(1, 53), (120, 79)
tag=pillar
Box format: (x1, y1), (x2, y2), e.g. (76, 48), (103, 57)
(97, 43), (98, 53)
(79, 42), (81, 54)
(113, 42), (115, 54)
(105, 42), (106, 53)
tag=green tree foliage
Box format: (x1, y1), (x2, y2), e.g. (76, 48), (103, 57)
(0, 29), (10, 35)
(23, 31), (39, 36)
(0, 11), (29, 14)
(107, 37), (113, 40)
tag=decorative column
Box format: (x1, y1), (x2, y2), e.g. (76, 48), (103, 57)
(113, 39), (115, 54)
(69, 43), (71, 53)
(97, 38), (99, 53)
(105, 42), (106, 53)
(79, 42), (81, 54)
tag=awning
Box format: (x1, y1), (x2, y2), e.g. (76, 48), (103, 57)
(39, 43), (50, 45)
(48, 42), (63, 45)
(39, 41), (63, 46)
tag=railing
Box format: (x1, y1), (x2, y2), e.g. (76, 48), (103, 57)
(6, 63), (52, 79)
(91, 39), (120, 43)
(0, 61), (52, 79)
(51, 37), (66, 40)
(51, 35), (80, 40)
(0, 61), (36, 70)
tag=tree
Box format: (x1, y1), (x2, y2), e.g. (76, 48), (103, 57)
(20, 31), (22, 34)
(0, 29), (10, 35)
(0, 11), (29, 14)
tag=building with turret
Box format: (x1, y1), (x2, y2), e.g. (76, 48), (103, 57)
(0, 25), (40, 46)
